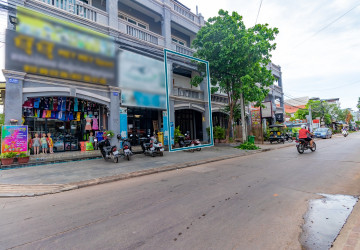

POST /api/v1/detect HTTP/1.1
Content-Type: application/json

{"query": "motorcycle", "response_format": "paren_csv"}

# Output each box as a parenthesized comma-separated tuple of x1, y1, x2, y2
(296, 136, 316, 154)
(98, 136, 120, 163)
(181, 133, 202, 152)
(284, 133, 293, 143)
(342, 130, 348, 137)
(140, 135, 164, 157)
(117, 134, 133, 161)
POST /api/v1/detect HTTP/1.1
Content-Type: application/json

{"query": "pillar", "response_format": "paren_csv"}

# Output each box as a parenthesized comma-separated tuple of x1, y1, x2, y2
(108, 86, 121, 145)
(3, 70, 26, 125)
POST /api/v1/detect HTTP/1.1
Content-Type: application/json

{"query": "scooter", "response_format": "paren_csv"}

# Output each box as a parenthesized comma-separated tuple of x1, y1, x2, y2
(295, 136, 316, 154)
(179, 133, 202, 152)
(140, 135, 164, 157)
(117, 134, 133, 161)
(98, 136, 120, 163)
(342, 130, 348, 137)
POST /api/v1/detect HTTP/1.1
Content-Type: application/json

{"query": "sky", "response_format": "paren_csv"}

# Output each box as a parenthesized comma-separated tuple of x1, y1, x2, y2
(0, 0, 360, 109)
(179, 0, 360, 110)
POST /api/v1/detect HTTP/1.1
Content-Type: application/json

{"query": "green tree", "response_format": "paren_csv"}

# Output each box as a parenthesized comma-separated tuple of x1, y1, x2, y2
(191, 9, 279, 141)
(357, 97, 360, 111)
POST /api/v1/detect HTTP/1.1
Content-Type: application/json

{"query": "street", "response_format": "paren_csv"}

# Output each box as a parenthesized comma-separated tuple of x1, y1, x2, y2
(1, 133, 360, 249)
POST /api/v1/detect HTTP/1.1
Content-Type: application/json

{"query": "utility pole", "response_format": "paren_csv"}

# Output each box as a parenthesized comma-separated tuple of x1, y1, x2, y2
(308, 104, 313, 132)
(240, 91, 246, 143)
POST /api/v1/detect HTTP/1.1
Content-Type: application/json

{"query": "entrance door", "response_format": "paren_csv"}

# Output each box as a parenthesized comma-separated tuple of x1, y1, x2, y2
(175, 109, 203, 140)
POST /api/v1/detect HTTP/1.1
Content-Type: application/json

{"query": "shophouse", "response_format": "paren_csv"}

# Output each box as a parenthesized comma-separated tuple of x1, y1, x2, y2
(3, 0, 282, 149)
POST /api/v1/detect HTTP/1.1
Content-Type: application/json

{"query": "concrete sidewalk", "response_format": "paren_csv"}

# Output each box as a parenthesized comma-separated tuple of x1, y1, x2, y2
(332, 199, 360, 250)
(0, 142, 293, 197)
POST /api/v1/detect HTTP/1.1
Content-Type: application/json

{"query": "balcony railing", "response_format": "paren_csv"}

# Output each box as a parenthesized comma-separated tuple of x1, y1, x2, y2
(172, 42, 195, 56)
(171, 0, 196, 22)
(35, 0, 108, 24)
(173, 87, 204, 100)
(119, 20, 165, 46)
(211, 94, 228, 104)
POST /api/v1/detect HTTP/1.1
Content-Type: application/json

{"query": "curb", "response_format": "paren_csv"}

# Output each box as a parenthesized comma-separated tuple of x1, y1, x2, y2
(0, 144, 293, 197)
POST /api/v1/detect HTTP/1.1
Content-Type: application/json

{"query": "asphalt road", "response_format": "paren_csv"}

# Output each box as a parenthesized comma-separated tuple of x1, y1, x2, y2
(1, 133, 360, 249)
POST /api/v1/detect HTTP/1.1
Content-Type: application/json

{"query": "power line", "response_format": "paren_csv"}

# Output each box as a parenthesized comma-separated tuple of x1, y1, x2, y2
(255, 0, 263, 25)
(294, 2, 360, 48)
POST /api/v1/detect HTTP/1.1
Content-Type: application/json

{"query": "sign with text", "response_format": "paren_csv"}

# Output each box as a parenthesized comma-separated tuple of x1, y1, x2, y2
(261, 101, 273, 118)
(1, 125, 28, 153)
(5, 7, 116, 86)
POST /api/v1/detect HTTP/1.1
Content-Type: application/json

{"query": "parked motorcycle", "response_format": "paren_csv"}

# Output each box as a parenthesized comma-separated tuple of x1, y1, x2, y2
(140, 135, 164, 157)
(295, 137, 316, 154)
(117, 134, 133, 161)
(98, 136, 119, 163)
(178, 133, 202, 152)
(284, 133, 293, 143)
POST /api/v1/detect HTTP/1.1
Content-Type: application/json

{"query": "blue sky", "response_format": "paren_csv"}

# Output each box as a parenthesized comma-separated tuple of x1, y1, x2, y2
(1, 0, 360, 109)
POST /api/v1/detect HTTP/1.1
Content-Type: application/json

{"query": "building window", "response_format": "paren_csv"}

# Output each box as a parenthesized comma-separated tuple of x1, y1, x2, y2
(171, 36, 187, 46)
(118, 11, 149, 30)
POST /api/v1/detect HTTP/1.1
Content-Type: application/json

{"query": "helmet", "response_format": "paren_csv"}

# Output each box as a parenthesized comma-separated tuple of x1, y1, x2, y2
(301, 125, 306, 129)
(116, 134, 121, 140)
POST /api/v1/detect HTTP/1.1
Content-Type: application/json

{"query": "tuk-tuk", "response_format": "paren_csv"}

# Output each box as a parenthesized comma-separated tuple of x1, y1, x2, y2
(269, 124, 286, 144)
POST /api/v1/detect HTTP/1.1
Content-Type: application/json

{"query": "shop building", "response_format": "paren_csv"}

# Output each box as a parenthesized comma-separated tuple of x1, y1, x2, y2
(3, 70, 120, 151)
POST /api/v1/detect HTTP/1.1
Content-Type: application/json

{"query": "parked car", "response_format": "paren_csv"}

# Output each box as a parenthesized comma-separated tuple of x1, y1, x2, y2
(314, 128, 332, 139)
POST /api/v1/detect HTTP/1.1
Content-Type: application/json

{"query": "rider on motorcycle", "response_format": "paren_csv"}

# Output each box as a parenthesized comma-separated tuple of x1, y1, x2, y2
(299, 125, 314, 148)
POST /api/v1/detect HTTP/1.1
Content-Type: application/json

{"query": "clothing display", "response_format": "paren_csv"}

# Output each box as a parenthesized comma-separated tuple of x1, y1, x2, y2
(92, 118, 99, 130)
(32, 138, 40, 147)
(85, 117, 92, 130)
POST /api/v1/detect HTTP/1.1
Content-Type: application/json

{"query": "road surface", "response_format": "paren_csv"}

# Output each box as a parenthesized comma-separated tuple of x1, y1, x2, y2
(1, 133, 360, 249)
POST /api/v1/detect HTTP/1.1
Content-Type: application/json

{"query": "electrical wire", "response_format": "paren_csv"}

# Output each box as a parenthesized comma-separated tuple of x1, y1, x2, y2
(255, 0, 263, 25)
(293, 2, 360, 48)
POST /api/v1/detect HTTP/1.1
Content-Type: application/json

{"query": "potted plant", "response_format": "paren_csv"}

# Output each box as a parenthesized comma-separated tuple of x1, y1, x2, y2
(1, 152, 17, 165)
(17, 152, 30, 164)
(174, 126, 183, 148)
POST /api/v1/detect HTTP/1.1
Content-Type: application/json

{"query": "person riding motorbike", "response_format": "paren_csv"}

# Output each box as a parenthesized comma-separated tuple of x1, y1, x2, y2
(298, 125, 314, 148)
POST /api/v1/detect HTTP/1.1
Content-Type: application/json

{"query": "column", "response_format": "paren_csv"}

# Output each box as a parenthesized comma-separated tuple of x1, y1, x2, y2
(107, 0, 118, 34)
(161, 5, 172, 49)
(108, 86, 121, 145)
(3, 70, 26, 125)
(200, 75, 210, 142)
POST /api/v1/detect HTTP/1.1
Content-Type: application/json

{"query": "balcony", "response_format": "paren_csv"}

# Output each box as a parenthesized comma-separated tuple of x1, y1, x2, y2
(171, 0, 196, 22)
(118, 20, 165, 46)
(172, 42, 195, 56)
(173, 87, 204, 100)
(34, 0, 108, 25)
(211, 94, 228, 104)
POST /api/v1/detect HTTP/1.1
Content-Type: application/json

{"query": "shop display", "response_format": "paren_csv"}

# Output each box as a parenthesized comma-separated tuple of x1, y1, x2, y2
(23, 96, 107, 153)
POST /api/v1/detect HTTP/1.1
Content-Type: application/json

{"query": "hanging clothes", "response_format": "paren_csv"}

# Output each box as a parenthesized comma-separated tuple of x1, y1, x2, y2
(92, 117, 99, 130)
(53, 97, 58, 111)
(49, 98, 54, 110)
(74, 98, 79, 112)
(34, 98, 40, 108)
(85, 116, 92, 130)
(61, 97, 67, 111)
(76, 112, 81, 121)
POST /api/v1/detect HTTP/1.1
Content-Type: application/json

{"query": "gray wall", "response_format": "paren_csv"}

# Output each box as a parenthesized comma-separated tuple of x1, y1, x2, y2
(171, 28, 191, 46)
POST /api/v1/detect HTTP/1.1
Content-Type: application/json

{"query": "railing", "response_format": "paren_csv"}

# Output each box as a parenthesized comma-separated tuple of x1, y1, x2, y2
(119, 20, 165, 46)
(172, 42, 195, 56)
(36, 0, 107, 24)
(173, 87, 204, 100)
(211, 94, 228, 104)
(171, 0, 196, 22)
